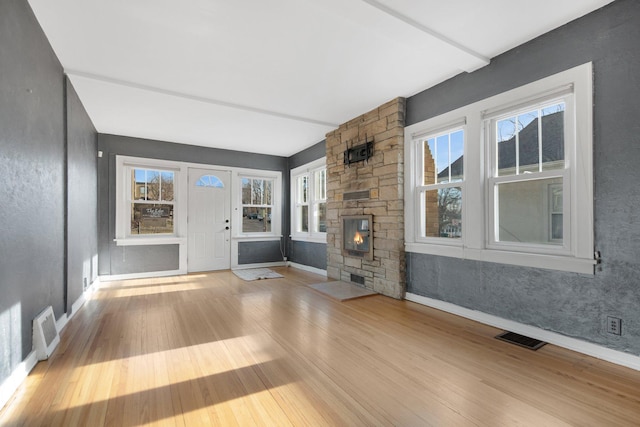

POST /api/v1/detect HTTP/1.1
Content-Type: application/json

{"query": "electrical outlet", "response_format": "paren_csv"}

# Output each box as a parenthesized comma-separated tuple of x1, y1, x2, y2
(606, 316, 622, 335)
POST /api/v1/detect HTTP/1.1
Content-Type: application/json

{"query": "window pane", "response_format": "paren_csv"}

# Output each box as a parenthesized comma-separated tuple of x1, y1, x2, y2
(541, 103, 565, 171)
(424, 187, 462, 238)
(132, 169, 146, 200)
(298, 176, 308, 204)
(315, 202, 326, 233)
(496, 177, 562, 245)
(242, 178, 251, 204)
(424, 139, 436, 185)
(424, 130, 464, 185)
(436, 134, 449, 183)
(252, 179, 263, 204)
(161, 172, 174, 201)
(298, 205, 309, 232)
(497, 118, 517, 176)
(131, 203, 173, 235)
(264, 180, 273, 205)
(146, 170, 160, 201)
(549, 183, 563, 241)
(315, 169, 326, 200)
(242, 207, 271, 233)
(518, 110, 539, 173)
(551, 214, 563, 240)
(497, 103, 565, 176)
(450, 130, 464, 182)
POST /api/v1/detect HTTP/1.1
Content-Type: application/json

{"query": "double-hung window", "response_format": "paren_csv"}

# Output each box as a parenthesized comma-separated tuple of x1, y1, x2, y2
(405, 63, 594, 274)
(130, 168, 175, 235)
(115, 156, 186, 245)
(241, 177, 274, 233)
(291, 158, 327, 242)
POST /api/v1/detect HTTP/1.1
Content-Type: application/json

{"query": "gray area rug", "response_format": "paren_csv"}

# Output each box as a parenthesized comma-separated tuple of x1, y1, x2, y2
(233, 268, 284, 281)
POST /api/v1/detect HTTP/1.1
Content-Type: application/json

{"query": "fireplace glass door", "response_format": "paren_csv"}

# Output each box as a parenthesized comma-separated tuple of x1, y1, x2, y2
(342, 215, 373, 260)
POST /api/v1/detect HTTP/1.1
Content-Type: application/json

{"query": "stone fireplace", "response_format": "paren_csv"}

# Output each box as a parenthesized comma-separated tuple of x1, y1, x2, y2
(325, 98, 405, 299)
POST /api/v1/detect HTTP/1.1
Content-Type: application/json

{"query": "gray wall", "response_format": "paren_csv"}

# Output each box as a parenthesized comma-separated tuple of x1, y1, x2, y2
(0, 0, 97, 385)
(286, 140, 328, 270)
(66, 78, 98, 313)
(238, 241, 283, 265)
(289, 240, 327, 271)
(406, 0, 640, 355)
(98, 134, 289, 275)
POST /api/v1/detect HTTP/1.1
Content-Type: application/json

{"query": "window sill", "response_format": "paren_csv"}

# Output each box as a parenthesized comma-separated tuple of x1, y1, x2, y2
(405, 242, 596, 275)
(233, 235, 282, 242)
(114, 237, 186, 246)
(291, 235, 327, 244)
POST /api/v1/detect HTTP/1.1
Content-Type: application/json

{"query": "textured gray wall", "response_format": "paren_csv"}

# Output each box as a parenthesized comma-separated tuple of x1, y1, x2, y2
(66, 78, 98, 313)
(0, 0, 96, 385)
(406, 0, 640, 355)
(289, 241, 327, 271)
(0, 0, 66, 380)
(98, 134, 289, 275)
(238, 241, 284, 265)
(286, 140, 328, 270)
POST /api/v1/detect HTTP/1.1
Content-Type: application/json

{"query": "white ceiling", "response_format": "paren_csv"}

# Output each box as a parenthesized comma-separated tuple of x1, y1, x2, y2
(28, 0, 614, 157)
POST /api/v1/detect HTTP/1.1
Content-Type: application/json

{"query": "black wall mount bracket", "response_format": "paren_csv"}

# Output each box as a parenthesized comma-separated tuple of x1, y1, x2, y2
(344, 139, 373, 165)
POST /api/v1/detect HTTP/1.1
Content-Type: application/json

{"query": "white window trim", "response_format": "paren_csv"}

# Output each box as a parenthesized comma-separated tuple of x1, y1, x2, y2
(404, 62, 595, 274)
(415, 125, 465, 244)
(233, 168, 282, 239)
(290, 158, 327, 243)
(114, 155, 188, 246)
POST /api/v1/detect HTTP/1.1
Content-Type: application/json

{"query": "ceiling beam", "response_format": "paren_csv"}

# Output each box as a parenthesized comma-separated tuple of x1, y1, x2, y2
(359, 0, 490, 72)
(65, 69, 340, 128)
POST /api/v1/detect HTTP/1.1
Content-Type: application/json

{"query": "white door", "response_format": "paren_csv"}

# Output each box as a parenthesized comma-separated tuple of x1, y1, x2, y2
(188, 168, 231, 272)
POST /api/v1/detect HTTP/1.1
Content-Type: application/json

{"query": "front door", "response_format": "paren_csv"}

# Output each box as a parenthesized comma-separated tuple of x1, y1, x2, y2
(188, 168, 231, 272)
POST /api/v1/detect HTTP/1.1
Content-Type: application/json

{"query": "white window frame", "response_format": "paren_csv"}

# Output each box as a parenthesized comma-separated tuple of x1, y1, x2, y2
(115, 155, 187, 246)
(404, 63, 595, 274)
(290, 158, 327, 243)
(415, 125, 465, 245)
(234, 169, 282, 239)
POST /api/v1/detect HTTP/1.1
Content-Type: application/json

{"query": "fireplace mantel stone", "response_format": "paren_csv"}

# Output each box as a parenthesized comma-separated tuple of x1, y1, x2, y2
(325, 98, 406, 299)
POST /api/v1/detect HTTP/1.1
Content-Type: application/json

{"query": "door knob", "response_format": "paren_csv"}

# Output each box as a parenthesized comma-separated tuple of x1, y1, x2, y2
(225, 226, 230, 230)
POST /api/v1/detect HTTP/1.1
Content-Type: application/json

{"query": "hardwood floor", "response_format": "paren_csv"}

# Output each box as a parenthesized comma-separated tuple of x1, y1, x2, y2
(2, 268, 639, 426)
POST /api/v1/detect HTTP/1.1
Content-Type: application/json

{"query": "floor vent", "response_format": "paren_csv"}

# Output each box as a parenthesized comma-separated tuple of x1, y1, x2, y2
(33, 306, 60, 360)
(350, 274, 365, 285)
(496, 331, 546, 351)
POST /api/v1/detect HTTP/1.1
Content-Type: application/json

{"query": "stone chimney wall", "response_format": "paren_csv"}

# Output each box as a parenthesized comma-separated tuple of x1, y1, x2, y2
(325, 98, 406, 299)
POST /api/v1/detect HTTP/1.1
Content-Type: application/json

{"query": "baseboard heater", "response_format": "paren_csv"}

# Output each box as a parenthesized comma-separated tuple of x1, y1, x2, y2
(33, 306, 60, 360)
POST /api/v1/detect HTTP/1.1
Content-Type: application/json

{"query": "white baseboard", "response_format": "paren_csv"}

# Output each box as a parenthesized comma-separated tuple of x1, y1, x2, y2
(232, 262, 287, 270)
(70, 276, 100, 317)
(99, 269, 185, 281)
(1, 277, 102, 412)
(55, 312, 68, 333)
(405, 292, 640, 372)
(288, 262, 328, 277)
(0, 351, 37, 411)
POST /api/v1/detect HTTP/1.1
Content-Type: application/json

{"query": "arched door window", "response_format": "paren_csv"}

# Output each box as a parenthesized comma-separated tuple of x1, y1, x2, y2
(195, 175, 224, 188)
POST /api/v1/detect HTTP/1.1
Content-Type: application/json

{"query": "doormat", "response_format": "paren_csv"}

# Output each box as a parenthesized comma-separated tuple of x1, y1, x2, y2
(233, 268, 284, 281)
(308, 281, 377, 301)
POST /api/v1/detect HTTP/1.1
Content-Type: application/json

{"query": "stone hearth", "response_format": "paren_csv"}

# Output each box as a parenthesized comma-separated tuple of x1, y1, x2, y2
(325, 98, 405, 299)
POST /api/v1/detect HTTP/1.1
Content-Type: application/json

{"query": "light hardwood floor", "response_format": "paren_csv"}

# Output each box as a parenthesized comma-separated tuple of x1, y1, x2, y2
(2, 268, 639, 426)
